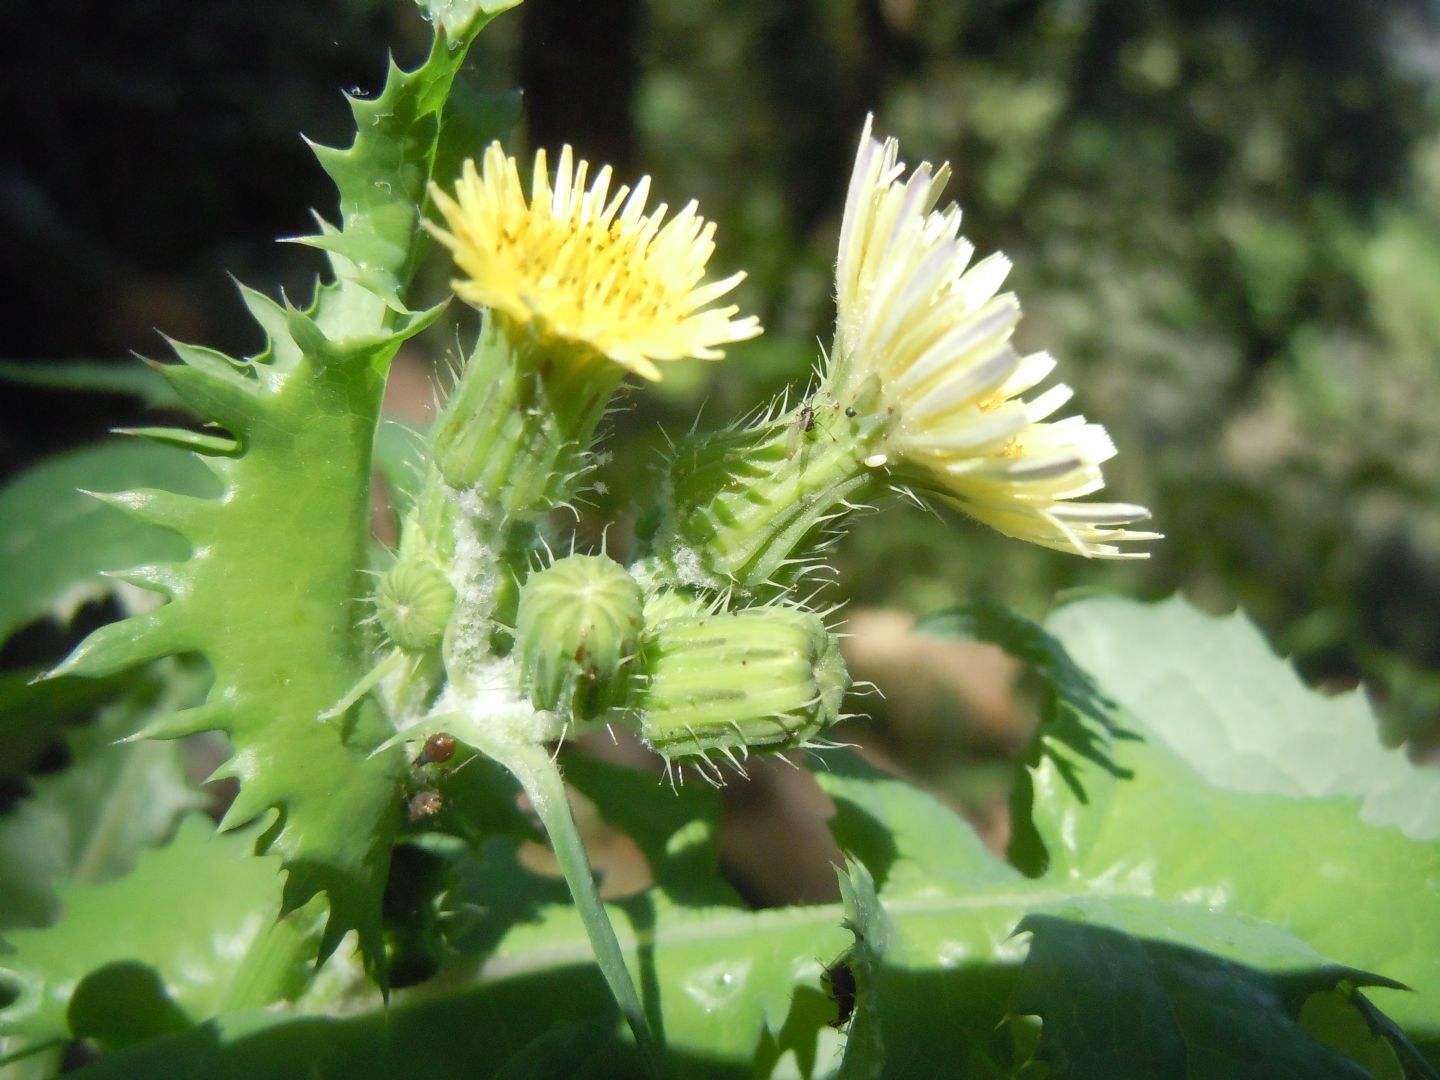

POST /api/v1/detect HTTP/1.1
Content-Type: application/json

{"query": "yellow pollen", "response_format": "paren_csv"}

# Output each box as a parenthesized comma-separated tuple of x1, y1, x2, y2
(999, 438, 1024, 459)
(978, 393, 1006, 413)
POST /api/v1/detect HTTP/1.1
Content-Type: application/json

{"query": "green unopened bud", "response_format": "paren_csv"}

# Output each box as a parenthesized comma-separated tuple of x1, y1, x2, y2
(377, 558, 456, 652)
(516, 555, 644, 720)
(638, 602, 848, 775)
(432, 316, 624, 517)
(640, 377, 894, 595)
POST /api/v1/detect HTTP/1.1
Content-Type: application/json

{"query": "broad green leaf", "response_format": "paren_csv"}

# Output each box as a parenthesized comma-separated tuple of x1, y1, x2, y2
(1036, 596, 1440, 1043)
(62, 987, 639, 1080)
(0, 361, 182, 411)
(0, 663, 209, 932)
(1047, 594, 1440, 840)
(0, 732, 204, 934)
(808, 596, 1440, 1074)
(1012, 896, 1402, 1079)
(0, 441, 216, 647)
(0, 817, 283, 1050)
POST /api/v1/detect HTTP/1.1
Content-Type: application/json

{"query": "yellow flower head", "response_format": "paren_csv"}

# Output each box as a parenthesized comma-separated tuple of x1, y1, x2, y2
(832, 116, 1158, 559)
(428, 142, 762, 381)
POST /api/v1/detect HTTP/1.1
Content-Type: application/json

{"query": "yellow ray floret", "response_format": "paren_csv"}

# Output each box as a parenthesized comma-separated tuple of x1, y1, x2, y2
(428, 142, 762, 380)
(831, 116, 1159, 559)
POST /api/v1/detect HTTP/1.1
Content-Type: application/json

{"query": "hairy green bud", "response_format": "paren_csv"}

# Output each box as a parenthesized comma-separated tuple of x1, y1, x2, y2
(516, 554, 645, 720)
(432, 316, 624, 517)
(637, 600, 848, 776)
(640, 377, 895, 595)
(377, 558, 456, 652)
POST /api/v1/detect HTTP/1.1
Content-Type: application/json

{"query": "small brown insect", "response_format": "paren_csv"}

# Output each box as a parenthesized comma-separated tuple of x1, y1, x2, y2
(415, 732, 457, 766)
(822, 957, 856, 1029)
(407, 790, 443, 822)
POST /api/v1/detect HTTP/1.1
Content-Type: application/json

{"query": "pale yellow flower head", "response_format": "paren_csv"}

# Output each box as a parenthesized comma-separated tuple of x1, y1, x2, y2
(427, 142, 761, 381)
(832, 116, 1158, 559)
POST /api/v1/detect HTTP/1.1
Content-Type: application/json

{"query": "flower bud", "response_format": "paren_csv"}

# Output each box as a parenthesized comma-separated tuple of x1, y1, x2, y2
(640, 382, 892, 595)
(377, 558, 456, 652)
(637, 601, 848, 772)
(516, 555, 644, 721)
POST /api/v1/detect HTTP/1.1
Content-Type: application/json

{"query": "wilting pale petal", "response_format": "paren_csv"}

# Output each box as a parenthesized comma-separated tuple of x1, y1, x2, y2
(830, 116, 1158, 558)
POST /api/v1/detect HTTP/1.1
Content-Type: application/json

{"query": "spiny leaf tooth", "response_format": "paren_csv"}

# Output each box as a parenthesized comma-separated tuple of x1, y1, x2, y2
(283, 304, 333, 359)
(128, 702, 232, 743)
(101, 562, 190, 598)
(235, 282, 303, 367)
(219, 769, 278, 832)
(162, 335, 252, 378)
(115, 425, 240, 456)
(152, 359, 264, 433)
(389, 301, 447, 341)
(47, 608, 192, 680)
(84, 487, 216, 538)
(306, 139, 357, 197)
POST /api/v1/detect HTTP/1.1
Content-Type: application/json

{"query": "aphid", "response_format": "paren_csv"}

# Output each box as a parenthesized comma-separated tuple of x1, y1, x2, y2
(407, 790, 443, 822)
(415, 731, 458, 766)
(821, 956, 856, 1029)
(785, 402, 818, 460)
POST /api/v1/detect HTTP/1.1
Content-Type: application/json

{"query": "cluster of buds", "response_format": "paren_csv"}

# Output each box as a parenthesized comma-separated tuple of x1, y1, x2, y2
(372, 116, 1154, 781)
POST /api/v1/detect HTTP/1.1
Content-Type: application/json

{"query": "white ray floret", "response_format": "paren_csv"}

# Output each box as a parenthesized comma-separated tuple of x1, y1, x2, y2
(829, 115, 1159, 558)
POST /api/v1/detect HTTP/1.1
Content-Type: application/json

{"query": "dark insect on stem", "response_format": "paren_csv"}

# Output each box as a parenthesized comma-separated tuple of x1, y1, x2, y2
(787, 394, 846, 460)
(821, 956, 856, 1029)
(416, 731, 458, 766)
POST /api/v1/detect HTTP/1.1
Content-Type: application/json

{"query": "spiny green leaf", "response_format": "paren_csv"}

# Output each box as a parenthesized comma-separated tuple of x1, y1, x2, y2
(0, 711, 206, 933)
(0, 441, 216, 648)
(0, 817, 282, 1050)
(301, 19, 518, 325)
(49, 13, 520, 987)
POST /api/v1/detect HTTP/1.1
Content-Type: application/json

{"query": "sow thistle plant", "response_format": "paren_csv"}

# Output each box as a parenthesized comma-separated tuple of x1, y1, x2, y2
(2, 2, 1438, 1077)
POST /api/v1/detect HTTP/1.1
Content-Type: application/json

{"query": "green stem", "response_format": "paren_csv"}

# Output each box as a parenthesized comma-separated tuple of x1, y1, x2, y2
(476, 737, 664, 1078)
